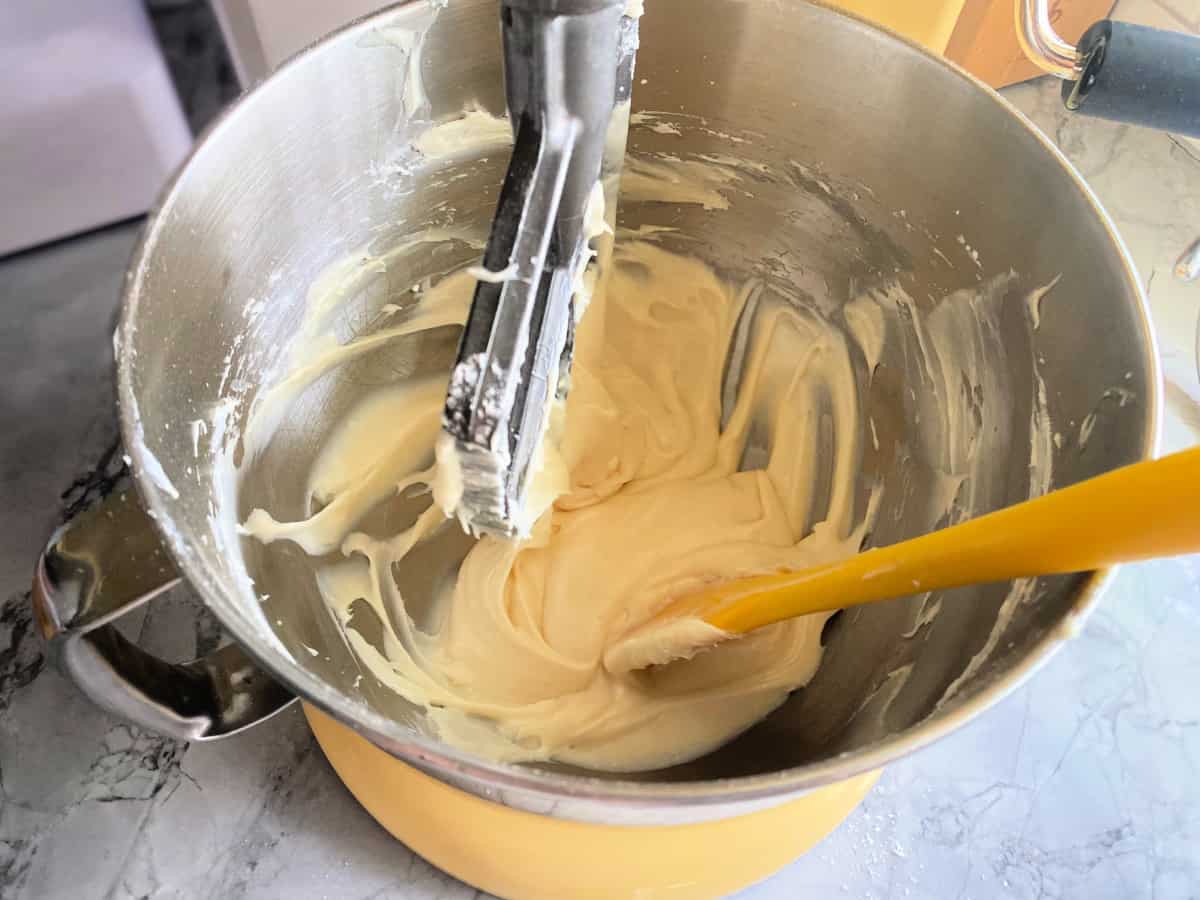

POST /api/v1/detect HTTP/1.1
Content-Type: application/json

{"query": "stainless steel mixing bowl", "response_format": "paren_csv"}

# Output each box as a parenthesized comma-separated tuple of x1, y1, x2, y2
(35, 0, 1158, 826)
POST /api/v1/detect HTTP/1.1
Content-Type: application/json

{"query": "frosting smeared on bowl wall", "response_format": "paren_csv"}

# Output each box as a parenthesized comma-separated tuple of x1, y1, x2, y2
(231, 109, 1058, 772)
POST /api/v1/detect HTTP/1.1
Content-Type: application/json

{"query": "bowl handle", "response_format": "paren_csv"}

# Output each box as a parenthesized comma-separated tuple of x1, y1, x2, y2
(31, 481, 295, 740)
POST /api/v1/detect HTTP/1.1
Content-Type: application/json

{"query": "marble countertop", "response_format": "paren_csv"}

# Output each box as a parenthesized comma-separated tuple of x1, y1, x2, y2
(4, 3, 1200, 898)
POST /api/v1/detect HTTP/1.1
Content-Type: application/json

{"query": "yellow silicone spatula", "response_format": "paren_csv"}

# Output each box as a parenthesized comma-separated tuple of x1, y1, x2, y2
(605, 445, 1200, 673)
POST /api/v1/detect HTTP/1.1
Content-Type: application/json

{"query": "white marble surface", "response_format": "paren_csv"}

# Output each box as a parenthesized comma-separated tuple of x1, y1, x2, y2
(4, 3, 1200, 898)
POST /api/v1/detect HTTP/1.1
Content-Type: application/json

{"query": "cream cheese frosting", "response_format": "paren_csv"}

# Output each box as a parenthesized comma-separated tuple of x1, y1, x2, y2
(242, 238, 874, 772)
(234, 112, 1057, 772)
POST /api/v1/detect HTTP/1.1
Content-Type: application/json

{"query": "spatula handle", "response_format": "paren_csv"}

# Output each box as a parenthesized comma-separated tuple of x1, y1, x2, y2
(704, 447, 1200, 634)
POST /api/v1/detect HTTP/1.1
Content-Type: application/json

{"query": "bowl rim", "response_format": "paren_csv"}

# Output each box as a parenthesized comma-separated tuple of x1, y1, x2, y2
(117, 0, 1163, 818)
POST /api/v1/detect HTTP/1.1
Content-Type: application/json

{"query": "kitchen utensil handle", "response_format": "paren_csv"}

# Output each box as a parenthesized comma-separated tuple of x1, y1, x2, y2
(1018, 0, 1200, 137)
(1063, 21, 1200, 138)
(31, 481, 294, 741)
(706, 446, 1200, 634)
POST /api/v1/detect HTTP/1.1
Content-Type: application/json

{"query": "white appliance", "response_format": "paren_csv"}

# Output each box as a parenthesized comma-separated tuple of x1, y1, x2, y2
(0, 0, 193, 256)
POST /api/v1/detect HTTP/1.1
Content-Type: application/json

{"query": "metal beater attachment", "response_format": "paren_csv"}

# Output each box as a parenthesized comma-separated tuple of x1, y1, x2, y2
(441, 0, 638, 538)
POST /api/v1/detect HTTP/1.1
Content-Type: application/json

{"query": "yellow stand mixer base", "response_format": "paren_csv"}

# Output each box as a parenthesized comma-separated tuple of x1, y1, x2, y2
(305, 705, 878, 899)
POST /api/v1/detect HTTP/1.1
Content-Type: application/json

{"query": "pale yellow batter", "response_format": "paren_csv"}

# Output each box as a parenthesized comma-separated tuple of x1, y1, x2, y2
(233, 100, 1057, 772)
(243, 238, 874, 772)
